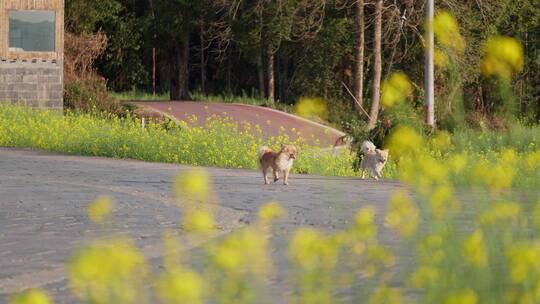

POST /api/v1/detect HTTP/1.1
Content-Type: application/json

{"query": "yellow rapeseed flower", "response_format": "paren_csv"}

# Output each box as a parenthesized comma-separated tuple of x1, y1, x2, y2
(507, 243, 539, 283)
(364, 245, 395, 277)
(155, 268, 204, 304)
(213, 227, 270, 277)
(294, 97, 328, 120)
(174, 169, 211, 201)
(443, 289, 478, 304)
(352, 205, 377, 240)
(289, 227, 338, 271)
(429, 185, 460, 219)
(183, 209, 216, 232)
(448, 154, 467, 174)
(258, 201, 287, 223)
(87, 195, 114, 223)
(68, 238, 147, 303)
(8, 288, 51, 304)
(381, 72, 413, 108)
(463, 230, 488, 268)
(432, 10, 465, 53)
(368, 286, 405, 304)
(410, 266, 439, 288)
(478, 201, 521, 226)
(525, 150, 540, 170)
(532, 199, 540, 232)
(385, 191, 418, 238)
(434, 48, 449, 67)
(430, 131, 453, 152)
(386, 126, 424, 159)
(417, 234, 444, 265)
(481, 36, 524, 80)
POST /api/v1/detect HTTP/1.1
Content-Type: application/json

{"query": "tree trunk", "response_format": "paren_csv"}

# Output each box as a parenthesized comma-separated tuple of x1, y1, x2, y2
(257, 52, 265, 98)
(200, 27, 206, 93)
(152, 47, 156, 96)
(149, 0, 156, 96)
(170, 33, 191, 100)
(353, 0, 365, 115)
(267, 49, 275, 101)
(367, 0, 382, 130)
(280, 49, 289, 102)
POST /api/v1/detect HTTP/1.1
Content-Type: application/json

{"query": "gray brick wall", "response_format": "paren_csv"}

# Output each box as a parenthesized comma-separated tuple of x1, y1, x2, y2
(0, 60, 63, 111)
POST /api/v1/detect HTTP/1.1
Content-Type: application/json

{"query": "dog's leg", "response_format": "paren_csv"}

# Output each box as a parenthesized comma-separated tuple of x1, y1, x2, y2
(273, 170, 279, 182)
(263, 168, 270, 184)
(370, 169, 379, 180)
(361, 170, 366, 179)
(283, 169, 289, 185)
(360, 160, 366, 179)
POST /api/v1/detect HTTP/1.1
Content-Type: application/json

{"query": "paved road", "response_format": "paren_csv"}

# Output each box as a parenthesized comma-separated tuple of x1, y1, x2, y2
(0, 147, 403, 303)
(130, 101, 346, 147)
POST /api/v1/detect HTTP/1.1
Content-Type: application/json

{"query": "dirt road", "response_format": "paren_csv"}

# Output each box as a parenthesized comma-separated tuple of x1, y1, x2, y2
(0, 147, 402, 303)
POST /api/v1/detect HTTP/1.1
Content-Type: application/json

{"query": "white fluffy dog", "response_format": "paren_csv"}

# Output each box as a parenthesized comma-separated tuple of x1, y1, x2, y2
(360, 141, 389, 180)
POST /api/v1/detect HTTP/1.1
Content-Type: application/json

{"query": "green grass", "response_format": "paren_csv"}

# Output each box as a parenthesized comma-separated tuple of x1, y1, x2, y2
(110, 90, 170, 101)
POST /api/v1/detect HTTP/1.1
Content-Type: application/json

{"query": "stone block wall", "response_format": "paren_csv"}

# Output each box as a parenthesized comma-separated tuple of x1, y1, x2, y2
(0, 60, 63, 111)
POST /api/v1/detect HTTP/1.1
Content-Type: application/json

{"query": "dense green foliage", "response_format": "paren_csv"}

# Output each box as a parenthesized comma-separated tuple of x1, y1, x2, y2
(65, 0, 539, 129)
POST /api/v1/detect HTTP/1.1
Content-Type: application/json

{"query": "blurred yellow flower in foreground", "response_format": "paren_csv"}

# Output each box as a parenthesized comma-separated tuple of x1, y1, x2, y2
(213, 227, 270, 277)
(507, 243, 539, 283)
(385, 191, 418, 238)
(386, 126, 424, 159)
(434, 48, 449, 67)
(463, 230, 488, 268)
(432, 10, 465, 53)
(368, 286, 405, 304)
(364, 245, 396, 277)
(410, 265, 439, 288)
(429, 185, 460, 219)
(478, 201, 520, 226)
(430, 131, 452, 152)
(175, 169, 211, 201)
(289, 227, 338, 271)
(68, 238, 147, 303)
(352, 205, 377, 240)
(87, 195, 114, 223)
(9, 288, 51, 304)
(258, 201, 287, 223)
(294, 97, 328, 120)
(443, 289, 478, 304)
(532, 199, 540, 232)
(481, 36, 523, 80)
(156, 268, 204, 304)
(183, 209, 216, 232)
(381, 72, 413, 108)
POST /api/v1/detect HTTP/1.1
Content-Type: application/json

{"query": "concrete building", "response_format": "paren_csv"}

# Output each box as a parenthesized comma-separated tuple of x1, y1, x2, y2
(0, 0, 64, 110)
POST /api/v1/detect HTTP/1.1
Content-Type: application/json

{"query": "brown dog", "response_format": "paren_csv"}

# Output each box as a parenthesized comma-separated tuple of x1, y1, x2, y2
(258, 144, 298, 185)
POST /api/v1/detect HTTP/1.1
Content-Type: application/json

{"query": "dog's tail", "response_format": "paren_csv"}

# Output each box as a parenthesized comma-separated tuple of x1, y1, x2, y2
(360, 140, 376, 155)
(258, 146, 270, 160)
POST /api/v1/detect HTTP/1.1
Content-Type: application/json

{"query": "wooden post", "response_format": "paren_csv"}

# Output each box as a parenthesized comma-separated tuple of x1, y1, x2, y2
(425, 0, 435, 127)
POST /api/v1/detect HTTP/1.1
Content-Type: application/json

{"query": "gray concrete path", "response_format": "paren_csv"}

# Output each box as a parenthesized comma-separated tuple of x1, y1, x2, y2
(0, 147, 402, 303)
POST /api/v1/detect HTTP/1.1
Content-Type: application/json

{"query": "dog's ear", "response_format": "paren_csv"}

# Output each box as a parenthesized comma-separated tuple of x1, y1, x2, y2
(281, 144, 286, 149)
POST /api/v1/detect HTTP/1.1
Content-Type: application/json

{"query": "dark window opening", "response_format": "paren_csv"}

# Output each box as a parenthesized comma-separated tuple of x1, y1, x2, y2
(9, 10, 55, 52)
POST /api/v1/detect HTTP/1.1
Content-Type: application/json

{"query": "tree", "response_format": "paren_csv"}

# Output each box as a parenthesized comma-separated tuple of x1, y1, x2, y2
(368, 0, 383, 130)
(353, 0, 365, 115)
